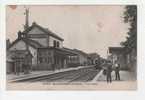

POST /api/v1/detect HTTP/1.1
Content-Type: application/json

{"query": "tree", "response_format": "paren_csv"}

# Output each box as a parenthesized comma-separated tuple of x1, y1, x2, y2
(121, 5, 137, 51)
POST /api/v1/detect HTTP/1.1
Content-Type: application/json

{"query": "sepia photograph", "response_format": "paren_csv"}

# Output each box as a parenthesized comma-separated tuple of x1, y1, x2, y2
(6, 5, 137, 90)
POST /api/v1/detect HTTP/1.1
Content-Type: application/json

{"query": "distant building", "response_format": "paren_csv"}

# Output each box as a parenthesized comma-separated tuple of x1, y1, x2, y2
(62, 48, 89, 67)
(108, 47, 128, 70)
(73, 49, 89, 66)
(108, 46, 136, 72)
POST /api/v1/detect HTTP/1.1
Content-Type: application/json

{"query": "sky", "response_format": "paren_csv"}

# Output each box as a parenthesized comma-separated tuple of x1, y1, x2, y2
(6, 5, 129, 58)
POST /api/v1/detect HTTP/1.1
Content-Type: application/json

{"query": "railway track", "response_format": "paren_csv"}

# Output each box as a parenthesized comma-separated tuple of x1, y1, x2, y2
(69, 70, 99, 82)
(15, 66, 100, 82)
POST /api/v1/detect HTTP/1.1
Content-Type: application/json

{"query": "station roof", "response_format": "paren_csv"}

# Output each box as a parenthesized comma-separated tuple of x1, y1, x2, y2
(8, 38, 43, 50)
(109, 47, 125, 53)
(23, 22, 64, 41)
(38, 47, 78, 56)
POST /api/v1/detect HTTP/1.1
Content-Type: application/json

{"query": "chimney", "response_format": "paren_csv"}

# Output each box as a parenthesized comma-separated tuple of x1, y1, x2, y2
(24, 8, 29, 30)
(17, 31, 22, 39)
(6, 39, 11, 49)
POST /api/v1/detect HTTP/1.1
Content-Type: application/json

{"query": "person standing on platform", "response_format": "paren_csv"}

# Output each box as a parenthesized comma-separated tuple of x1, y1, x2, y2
(115, 62, 120, 81)
(106, 61, 112, 83)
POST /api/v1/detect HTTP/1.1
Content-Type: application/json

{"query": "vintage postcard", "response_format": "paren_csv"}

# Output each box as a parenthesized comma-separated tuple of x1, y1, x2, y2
(6, 5, 137, 90)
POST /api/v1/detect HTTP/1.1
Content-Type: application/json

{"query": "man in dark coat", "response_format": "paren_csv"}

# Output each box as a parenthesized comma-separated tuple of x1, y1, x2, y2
(115, 63, 120, 81)
(106, 61, 112, 83)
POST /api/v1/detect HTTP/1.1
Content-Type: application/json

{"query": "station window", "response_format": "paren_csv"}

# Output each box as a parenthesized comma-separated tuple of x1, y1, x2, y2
(39, 57, 42, 63)
(57, 41, 60, 48)
(53, 40, 57, 48)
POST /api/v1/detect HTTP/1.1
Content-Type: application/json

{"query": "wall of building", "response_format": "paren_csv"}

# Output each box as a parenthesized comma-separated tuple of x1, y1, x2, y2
(30, 38, 48, 47)
(67, 53, 88, 67)
(27, 26, 63, 47)
(67, 56, 80, 67)
(35, 49, 54, 70)
(28, 46, 37, 65)
(28, 27, 46, 35)
(6, 61, 14, 74)
(27, 27, 49, 47)
(78, 54, 88, 65)
(111, 53, 127, 70)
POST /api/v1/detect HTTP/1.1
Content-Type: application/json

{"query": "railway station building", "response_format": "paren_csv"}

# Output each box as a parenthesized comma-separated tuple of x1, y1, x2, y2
(7, 21, 77, 73)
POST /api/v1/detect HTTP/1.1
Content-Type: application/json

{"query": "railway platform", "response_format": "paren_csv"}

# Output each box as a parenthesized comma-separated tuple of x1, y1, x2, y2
(93, 70, 136, 82)
(7, 65, 95, 82)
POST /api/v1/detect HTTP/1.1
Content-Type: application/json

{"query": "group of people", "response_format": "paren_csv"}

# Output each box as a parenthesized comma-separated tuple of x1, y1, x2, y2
(104, 61, 121, 83)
